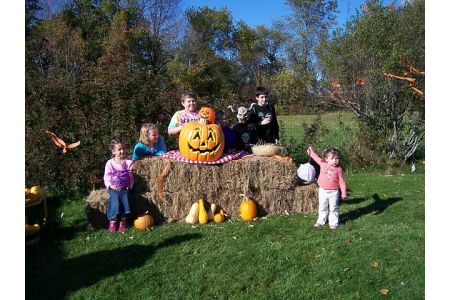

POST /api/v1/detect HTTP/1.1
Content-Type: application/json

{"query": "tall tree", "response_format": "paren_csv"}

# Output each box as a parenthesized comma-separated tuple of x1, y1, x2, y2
(284, 0, 337, 97)
(233, 22, 286, 87)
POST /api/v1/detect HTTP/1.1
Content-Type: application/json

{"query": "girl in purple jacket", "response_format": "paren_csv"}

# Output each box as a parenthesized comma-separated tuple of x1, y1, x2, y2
(104, 139, 134, 233)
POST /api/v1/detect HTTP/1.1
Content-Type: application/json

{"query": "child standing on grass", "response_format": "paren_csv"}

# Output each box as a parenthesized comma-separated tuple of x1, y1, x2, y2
(132, 123, 167, 160)
(307, 146, 347, 230)
(104, 139, 134, 233)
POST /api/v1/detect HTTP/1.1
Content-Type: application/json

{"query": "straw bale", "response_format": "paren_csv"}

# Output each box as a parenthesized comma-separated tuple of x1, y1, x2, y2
(85, 156, 318, 228)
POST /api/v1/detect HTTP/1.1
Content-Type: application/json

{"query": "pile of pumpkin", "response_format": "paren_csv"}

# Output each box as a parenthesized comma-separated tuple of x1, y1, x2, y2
(25, 186, 44, 236)
(133, 195, 257, 231)
(185, 194, 257, 225)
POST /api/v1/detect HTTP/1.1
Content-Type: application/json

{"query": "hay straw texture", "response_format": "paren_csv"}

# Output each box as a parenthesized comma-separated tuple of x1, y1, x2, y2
(85, 156, 318, 228)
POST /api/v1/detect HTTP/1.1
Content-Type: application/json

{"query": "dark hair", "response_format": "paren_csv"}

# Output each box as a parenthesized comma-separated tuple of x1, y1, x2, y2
(181, 92, 197, 103)
(216, 110, 225, 118)
(323, 147, 341, 159)
(109, 139, 124, 152)
(255, 86, 269, 97)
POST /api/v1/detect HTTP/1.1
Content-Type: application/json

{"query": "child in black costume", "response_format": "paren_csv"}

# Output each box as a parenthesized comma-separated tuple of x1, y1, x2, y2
(247, 86, 279, 143)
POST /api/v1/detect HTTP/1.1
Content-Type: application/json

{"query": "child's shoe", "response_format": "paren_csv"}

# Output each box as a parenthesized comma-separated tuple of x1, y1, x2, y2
(108, 220, 117, 232)
(314, 223, 323, 228)
(118, 220, 127, 233)
(329, 225, 338, 230)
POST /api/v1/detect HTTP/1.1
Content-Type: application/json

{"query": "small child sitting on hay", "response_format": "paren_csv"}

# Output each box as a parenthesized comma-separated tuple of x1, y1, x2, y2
(132, 123, 167, 160)
(307, 146, 347, 230)
(216, 110, 237, 153)
(104, 139, 134, 233)
(232, 106, 256, 151)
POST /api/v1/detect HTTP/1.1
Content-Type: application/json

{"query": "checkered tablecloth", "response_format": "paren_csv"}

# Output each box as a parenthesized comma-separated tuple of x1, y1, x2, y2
(161, 150, 253, 164)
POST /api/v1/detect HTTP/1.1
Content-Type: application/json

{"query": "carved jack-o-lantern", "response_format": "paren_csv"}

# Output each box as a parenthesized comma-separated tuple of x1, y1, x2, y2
(179, 118, 225, 161)
(198, 107, 216, 124)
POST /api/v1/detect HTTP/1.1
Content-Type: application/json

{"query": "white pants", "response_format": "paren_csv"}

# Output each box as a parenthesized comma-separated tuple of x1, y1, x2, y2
(316, 188, 340, 227)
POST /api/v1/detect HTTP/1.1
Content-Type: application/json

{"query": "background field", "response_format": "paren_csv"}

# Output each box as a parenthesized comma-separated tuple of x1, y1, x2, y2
(26, 167, 424, 299)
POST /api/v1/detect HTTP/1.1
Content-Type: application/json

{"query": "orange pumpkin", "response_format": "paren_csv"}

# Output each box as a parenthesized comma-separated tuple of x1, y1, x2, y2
(198, 107, 216, 124)
(214, 209, 225, 223)
(240, 195, 257, 221)
(134, 214, 154, 230)
(179, 118, 224, 162)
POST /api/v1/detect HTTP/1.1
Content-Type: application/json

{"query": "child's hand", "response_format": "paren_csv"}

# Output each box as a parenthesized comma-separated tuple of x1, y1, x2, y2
(261, 117, 271, 125)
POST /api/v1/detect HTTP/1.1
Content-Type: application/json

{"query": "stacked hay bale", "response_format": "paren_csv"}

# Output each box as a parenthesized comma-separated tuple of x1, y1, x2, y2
(86, 156, 318, 228)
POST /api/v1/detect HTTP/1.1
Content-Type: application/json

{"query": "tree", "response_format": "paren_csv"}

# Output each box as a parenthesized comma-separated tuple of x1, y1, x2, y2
(233, 22, 286, 87)
(317, 0, 425, 162)
(284, 0, 337, 98)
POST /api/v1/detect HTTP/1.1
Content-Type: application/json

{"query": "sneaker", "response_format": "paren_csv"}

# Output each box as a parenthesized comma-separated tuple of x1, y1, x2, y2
(314, 223, 323, 228)
(330, 225, 338, 230)
(108, 220, 117, 232)
(118, 220, 127, 233)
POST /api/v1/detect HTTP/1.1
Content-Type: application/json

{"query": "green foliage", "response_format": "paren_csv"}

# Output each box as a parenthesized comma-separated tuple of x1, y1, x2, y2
(26, 170, 424, 299)
(317, 0, 425, 162)
(25, 2, 181, 193)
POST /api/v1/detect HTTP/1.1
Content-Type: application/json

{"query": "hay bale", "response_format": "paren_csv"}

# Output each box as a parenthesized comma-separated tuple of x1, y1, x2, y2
(85, 156, 318, 228)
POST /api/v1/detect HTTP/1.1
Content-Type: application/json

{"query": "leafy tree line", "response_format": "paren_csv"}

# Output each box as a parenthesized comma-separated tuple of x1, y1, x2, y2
(25, 0, 424, 192)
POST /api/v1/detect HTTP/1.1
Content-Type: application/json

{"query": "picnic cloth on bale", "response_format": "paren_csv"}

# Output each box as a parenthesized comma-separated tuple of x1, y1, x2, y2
(161, 150, 253, 165)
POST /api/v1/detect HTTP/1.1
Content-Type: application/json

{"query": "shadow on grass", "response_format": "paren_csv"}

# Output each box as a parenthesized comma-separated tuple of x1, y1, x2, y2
(340, 193, 402, 224)
(30, 233, 201, 299)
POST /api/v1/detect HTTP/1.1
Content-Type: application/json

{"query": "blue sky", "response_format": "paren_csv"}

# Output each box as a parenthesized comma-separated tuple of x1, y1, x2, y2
(181, 0, 391, 28)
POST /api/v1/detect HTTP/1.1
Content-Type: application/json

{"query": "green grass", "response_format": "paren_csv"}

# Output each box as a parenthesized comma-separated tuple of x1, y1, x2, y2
(278, 111, 358, 141)
(26, 169, 424, 299)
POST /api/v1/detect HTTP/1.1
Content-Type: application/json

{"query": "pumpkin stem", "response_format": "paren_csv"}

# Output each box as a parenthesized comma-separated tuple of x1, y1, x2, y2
(199, 117, 207, 125)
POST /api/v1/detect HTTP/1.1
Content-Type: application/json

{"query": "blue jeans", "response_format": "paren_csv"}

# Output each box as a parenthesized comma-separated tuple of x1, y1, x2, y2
(107, 189, 131, 220)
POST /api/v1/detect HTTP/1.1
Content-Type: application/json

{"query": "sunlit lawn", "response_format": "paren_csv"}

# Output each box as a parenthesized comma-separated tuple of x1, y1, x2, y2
(26, 167, 424, 299)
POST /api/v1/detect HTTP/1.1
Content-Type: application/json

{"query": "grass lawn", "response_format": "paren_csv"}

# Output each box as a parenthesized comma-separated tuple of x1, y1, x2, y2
(277, 111, 358, 144)
(26, 167, 424, 299)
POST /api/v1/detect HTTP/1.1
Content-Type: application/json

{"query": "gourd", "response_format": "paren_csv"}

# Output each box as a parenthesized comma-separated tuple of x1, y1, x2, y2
(198, 199, 208, 225)
(134, 214, 154, 230)
(198, 107, 216, 124)
(213, 209, 225, 223)
(29, 186, 42, 200)
(239, 194, 257, 221)
(178, 117, 225, 162)
(185, 202, 199, 224)
(207, 203, 217, 220)
(25, 223, 40, 236)
(25, 188, 30, 198)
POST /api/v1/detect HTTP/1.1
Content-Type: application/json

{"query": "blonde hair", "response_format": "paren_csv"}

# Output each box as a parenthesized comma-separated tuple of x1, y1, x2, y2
(139, 123, 159, 145)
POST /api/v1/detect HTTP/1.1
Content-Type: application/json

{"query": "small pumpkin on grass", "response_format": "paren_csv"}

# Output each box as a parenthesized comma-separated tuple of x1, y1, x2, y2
(134, 213, 154, 230)
(239, 194, 257, 221)
(213, 209, 225, 223)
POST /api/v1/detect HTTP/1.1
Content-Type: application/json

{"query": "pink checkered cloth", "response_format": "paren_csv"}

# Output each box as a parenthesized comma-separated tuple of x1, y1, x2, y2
(161, 150, 253, 164)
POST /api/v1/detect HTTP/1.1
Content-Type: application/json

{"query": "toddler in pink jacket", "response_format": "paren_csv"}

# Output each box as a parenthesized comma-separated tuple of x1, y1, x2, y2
(307, 146, 347, 229)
